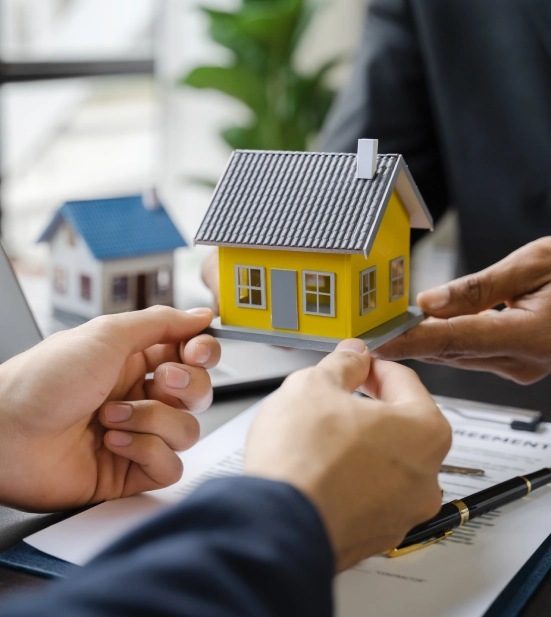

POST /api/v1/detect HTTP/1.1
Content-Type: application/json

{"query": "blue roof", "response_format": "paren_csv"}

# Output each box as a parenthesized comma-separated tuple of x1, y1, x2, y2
(38, 195, 187, 260)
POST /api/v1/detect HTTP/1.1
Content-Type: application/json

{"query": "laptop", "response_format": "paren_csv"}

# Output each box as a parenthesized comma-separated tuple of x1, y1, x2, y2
(0, 242, 325, 391)
(0, 242, 43, 363)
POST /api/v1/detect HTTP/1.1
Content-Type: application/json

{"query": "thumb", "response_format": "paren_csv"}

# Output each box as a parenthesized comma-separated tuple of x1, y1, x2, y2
(417, 241, 551, 318)
(315, 339, 371, 393)
(86, 306, 214, 357)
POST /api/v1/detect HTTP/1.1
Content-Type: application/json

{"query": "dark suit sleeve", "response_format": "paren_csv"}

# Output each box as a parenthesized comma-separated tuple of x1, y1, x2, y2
(0, 478, 334, 617)
(320, 0, 450, 228)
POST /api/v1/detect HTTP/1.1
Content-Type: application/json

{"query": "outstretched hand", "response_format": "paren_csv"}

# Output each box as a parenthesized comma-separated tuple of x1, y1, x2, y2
(375, 238, 551, 384)
(0, 306, 220, 512)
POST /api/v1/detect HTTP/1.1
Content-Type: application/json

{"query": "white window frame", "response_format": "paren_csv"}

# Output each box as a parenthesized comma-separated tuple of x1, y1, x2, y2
(53, 267, 68, 294)
(235, 265, 266, 309)
(302, 271, 336, 317)
(389, 257, 405, 302)
(154, 267, 171, 296)
(112, 275, 129, 302)
(360, 266, 377, 315)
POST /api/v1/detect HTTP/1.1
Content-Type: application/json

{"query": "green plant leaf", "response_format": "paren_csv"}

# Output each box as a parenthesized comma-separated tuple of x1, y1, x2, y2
(221, 125, 263, 150)
(234, 0, 304, 62)
(309, 53, 348, 84)
(181, 65, 265, 113)
(288, 0, 317, 56)
(202, 8, 267, 70)
(179, 0, 340, 154)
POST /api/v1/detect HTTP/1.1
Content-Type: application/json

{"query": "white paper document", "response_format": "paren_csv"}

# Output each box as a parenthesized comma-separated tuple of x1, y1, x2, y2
(26, 397, 551, 617)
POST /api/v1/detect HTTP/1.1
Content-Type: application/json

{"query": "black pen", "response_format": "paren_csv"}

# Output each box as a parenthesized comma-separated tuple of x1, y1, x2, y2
(386, 468, 551, 557)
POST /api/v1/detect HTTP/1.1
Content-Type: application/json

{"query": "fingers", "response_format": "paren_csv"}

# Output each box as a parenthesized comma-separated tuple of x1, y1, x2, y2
(104, 431, 184, 494)
(314, 339, 371, 393)
(87, 306, 214, 358)
(411, 354, 546, 385)
(181, 334, 222, 370)
(358, 357, 433, 406)
(141, 334, 221, 373)
(100, 400, 200, 451)
(375, 311, 521, 361)
(149, 362, 213, 412)
(417, 238, 551, 318)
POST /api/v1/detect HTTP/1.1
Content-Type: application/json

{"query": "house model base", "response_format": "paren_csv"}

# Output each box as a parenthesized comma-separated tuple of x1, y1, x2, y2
(205, 307, 424, 353)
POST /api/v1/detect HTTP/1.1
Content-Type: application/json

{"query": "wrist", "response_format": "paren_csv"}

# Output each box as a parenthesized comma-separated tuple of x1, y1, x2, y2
(244, 466, 342, 567)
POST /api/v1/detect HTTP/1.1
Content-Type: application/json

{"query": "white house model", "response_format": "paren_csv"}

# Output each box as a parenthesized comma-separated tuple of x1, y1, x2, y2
(39, 194, 187, 322)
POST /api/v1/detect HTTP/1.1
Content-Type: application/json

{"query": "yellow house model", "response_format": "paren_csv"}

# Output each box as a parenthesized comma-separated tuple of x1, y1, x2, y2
(195, 140, 433, 352)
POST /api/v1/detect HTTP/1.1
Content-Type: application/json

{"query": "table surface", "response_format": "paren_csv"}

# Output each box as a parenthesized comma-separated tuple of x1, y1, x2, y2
(1, 362, 551, 614)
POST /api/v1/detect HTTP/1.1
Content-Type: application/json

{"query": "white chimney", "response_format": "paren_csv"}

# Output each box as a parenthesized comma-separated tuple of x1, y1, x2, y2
(356, 139, 378, 180)
(142, 187, 161, 210)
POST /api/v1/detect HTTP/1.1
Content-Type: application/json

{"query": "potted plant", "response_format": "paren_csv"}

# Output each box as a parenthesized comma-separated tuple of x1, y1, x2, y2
(180, 0, 341, 155)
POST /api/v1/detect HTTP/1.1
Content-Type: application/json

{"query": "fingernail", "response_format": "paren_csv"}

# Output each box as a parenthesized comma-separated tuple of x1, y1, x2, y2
(105, 403, 132, 423)
(186, 307, 211, 316)
(335, 339, 366, 354)
(165, 365, 191, 389)
(108, 431, 133, 447)
(195, 343, 211, 364)
(420, 286, 450, 310)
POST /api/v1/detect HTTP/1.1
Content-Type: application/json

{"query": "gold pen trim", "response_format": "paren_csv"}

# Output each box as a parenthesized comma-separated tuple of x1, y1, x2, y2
(520, 476, 532, 494)
(385, 530, 453, 558)
(451, 499, 470, 525)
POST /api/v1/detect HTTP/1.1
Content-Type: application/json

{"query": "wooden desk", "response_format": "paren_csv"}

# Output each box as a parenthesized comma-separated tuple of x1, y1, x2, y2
(1, 369, 550, 615)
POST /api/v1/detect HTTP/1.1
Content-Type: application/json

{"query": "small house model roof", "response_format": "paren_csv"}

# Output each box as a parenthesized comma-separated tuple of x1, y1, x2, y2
(39, 195, 187, 260)
(194, 151, 433, 257)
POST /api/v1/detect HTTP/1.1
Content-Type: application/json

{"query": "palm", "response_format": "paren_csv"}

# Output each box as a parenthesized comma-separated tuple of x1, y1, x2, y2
(1, 307, 215, 513)
(81, 350, 156, 505)
(11, 347, 155, 511)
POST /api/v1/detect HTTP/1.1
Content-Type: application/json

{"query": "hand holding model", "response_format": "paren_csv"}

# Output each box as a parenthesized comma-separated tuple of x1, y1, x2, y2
(0, 306, 220, 512)
(376, 237, 551, 384)
(245, 339, 451, 571)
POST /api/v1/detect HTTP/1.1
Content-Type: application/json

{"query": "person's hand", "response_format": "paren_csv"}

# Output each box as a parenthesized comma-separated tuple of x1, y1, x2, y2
(0, 306, 221, 512)
(244, 339, 451, 572)
(201, 248, 220, 315)
(375, 237, 551, 384)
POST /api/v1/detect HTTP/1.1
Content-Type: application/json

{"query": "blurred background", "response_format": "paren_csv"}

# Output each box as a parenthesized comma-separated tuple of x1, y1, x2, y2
(0, 0, 456, 310)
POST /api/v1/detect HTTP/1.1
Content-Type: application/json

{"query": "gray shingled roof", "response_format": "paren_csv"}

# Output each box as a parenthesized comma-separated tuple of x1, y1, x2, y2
(194, 150, 431, 256)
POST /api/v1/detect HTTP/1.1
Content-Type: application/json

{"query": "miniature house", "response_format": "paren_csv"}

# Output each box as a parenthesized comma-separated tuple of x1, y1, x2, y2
(39, 193, 187, 322)
(195, 140, 433, 350)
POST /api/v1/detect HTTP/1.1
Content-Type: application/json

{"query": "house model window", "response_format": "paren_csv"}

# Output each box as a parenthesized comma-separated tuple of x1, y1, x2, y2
(81, 275, 92, 301)
(390, 257, 405, 301)
(235, 266, 266, 308)
(112, 276, 129, 302)
(66, 225, 76, 247)
(360, 267, 377, 315)
(303, 271, 335, 317)
(54, 267, 67, 294)
(154, 267, 171, 296)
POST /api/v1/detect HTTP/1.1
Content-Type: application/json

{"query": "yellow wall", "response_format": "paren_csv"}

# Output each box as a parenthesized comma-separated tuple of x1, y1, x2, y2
(218, 189, 410, 339)
(348, 190, 410, 336)
(219, 247, 350, 338)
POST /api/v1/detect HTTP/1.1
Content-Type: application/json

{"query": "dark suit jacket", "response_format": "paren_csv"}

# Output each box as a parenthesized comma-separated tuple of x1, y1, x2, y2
(321, 0, 551, 273)
(0, 478, 334, 617)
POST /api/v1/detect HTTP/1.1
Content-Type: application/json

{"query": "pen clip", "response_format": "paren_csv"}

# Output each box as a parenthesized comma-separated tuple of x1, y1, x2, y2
(384, 530, 453, 558)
